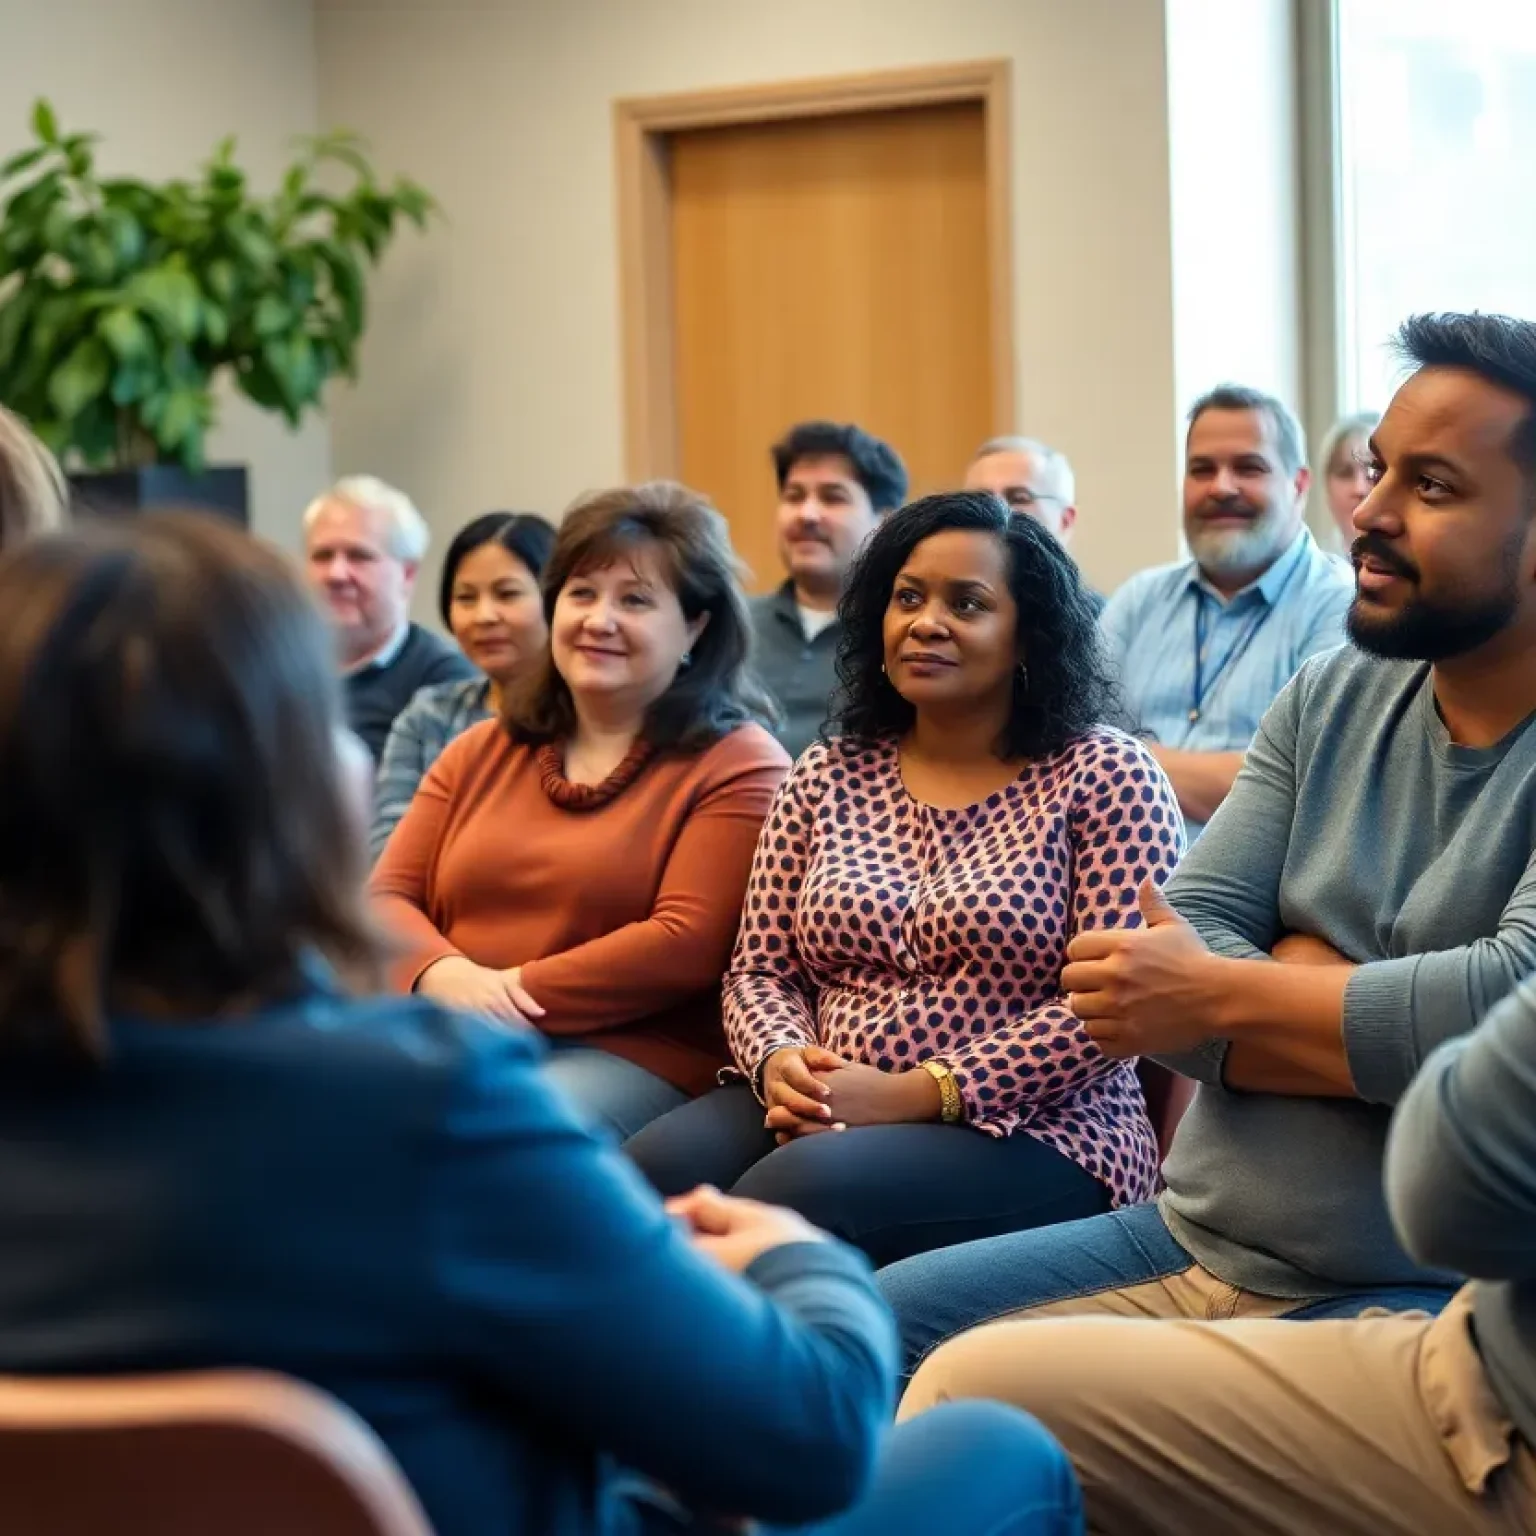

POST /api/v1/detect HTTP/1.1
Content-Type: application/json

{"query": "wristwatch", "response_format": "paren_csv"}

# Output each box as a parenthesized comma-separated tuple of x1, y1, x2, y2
(922, 1059, 964, 1124)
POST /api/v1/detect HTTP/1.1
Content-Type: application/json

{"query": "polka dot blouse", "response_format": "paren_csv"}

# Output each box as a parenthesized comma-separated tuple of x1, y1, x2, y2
(724, 728, 1185, 1208)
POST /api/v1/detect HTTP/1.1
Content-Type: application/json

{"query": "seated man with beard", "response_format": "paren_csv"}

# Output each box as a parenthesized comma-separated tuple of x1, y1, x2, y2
(1098, 384, 1353, 838)
(882, 317, 1536, 1531)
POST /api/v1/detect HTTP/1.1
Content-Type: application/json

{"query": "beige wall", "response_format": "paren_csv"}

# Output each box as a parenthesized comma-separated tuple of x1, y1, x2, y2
(316, 0, 1183, 601)
(0, 0, 329, 549)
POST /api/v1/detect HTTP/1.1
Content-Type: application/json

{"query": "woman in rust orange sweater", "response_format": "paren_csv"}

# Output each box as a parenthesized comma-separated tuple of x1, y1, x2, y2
(372, 482, 789, 1141)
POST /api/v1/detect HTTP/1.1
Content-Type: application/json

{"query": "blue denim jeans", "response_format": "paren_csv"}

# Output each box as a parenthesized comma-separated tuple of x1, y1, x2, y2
(541, 1043, 687, 1144)
(630, 1401, 1084, 1535)
(878, 1201, 1459, 1383)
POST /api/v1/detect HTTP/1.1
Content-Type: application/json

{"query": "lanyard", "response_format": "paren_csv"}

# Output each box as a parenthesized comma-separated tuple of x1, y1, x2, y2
(1188, 595, 1274, 724)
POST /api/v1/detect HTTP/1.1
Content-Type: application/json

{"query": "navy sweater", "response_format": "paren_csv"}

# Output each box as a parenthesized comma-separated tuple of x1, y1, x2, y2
(346, 622, 475, 761)
(0, 993, 896, 1536)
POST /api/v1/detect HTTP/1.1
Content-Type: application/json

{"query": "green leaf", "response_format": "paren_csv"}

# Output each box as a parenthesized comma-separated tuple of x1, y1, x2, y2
(98, 306, 152, 361)
(103, 206, 146, 270)
(0, 295, 36, 383)
(4, 170, 64, 231)
(48, 335, 111, 419)
(31, 100, 59, 145)
(235, 356, 286, 413)
(156, 387, 203, 450)
(109, 361, 156, 406)
(199, 299, 228, 348)
(70, 398, 118, 465)
(226, 219, 277, 271)
(123, 264, 201, 340)
(313, 240, 364, 335)
(392, 180, 435, 229)
(260, 333, 318, 422)
(204, 258, 238, 304)
(0, 145, 48, 181)
(252, 293, 292, 338)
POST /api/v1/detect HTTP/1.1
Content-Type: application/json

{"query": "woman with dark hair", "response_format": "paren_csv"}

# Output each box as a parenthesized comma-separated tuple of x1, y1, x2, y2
(372, 482, 791, 1141)
(629, 491, 1183, 1264)
(0, 511, 1086, 1536)
(370, 510, 555, 860)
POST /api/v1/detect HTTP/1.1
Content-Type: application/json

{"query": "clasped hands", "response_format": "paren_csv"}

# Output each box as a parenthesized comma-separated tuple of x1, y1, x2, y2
(759, 1046, 940, 1143)
(417, 955, 544, 1027)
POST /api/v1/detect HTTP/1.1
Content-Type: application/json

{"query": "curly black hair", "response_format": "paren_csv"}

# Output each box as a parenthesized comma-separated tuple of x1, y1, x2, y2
(829, 490, 1119, 759)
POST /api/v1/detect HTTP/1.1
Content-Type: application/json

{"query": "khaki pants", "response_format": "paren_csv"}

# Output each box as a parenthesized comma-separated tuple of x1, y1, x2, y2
(900, 1281, 1535, 1535)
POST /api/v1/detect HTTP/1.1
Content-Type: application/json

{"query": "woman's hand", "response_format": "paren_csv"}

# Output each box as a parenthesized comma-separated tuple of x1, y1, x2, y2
(416, 956, 544, 1026)
(502, 966, 547, 1019)
(819, 1062, 942, 1128)
(666, 1185, 827, 1273)
(761, 1045, 847, 1141)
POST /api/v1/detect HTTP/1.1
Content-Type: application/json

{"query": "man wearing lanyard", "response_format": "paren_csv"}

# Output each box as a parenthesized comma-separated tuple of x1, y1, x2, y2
(1099, 385, 1353, 837)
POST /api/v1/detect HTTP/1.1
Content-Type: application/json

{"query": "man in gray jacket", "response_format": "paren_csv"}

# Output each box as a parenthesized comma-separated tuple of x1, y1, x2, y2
(749, 421, 907, 759)
(885, 311, 1536, 1529)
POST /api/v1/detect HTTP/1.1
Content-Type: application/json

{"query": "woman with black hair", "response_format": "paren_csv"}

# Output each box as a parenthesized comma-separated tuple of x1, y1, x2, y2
(628, 491, 1183, 1264)
(370, 511, 555, 860)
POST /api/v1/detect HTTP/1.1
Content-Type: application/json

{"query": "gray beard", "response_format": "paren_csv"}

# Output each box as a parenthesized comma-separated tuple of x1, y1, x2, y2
(1188, 518, 1295, 587)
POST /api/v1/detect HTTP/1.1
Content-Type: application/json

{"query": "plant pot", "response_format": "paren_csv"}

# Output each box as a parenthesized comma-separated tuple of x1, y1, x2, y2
(69, 465, 249, 526)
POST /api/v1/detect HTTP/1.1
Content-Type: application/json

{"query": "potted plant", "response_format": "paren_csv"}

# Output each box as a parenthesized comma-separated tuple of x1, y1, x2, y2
(0, 99, 434, 522)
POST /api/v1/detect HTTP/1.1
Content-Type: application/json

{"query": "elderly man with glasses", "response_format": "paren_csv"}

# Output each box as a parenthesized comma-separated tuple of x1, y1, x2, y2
(964, 436, 1101, 612)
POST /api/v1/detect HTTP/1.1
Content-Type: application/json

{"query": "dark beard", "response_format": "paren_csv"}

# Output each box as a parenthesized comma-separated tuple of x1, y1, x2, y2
(1348, 587, 1518, 661)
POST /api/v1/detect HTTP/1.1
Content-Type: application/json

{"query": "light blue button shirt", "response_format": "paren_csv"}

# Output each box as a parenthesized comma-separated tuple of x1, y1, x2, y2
(1100, 528, 1354, 838)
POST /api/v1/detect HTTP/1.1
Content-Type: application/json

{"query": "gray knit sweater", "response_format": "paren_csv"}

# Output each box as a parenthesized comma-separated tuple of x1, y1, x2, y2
(1157, 647, 1536, 1296)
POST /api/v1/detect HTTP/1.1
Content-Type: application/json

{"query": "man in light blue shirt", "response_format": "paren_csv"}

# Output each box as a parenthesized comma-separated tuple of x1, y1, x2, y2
(1101, 384, 1353, 837)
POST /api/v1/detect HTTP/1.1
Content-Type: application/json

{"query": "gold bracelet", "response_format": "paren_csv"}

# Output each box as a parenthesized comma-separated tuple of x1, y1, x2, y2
(922, 1059, 964, 1124)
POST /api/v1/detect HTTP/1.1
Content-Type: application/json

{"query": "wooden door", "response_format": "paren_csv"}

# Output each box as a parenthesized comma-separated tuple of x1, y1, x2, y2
(668, 102, 994, 592)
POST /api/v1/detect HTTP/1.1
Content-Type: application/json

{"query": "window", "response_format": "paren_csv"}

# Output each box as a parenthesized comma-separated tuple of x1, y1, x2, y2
(1335, 0, 1536, 413)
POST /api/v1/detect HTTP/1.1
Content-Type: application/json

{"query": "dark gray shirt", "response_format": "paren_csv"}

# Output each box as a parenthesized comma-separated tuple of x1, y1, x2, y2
(345, 622, 475, 762)
(749, 584, 840, 762)
(1387, 977, 1536, 1446)
(1158, 647, 1536, 1296)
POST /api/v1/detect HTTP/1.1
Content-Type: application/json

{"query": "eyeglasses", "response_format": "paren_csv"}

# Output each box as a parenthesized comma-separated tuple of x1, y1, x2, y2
(1004, 489, 1065, 511)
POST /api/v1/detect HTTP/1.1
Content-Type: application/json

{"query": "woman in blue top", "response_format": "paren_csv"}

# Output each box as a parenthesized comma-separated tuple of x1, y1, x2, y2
(370, 510, 556, 861)
(0, 508, 1082, 1536)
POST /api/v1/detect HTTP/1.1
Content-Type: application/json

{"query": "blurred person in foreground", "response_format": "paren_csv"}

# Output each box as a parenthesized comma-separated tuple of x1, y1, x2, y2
(0, 510, 1086, 1536)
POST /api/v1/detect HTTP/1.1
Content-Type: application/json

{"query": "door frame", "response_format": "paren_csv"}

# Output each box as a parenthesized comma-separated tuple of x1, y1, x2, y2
(613, 59, 1015, 481)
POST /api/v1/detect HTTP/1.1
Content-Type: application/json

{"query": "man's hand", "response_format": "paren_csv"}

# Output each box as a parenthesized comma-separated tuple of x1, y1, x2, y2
(1271, 933, 1353, 968)
(666, 1186, 827, 1273)
(1063, 879, 1224, 1057)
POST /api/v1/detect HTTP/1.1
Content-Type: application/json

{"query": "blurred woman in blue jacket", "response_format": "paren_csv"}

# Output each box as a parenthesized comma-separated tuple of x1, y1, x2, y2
(0, 509, 1080, 1536)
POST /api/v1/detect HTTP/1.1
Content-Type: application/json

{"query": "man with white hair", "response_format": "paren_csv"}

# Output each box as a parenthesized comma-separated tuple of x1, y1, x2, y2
(964, 435, 1079, 544)
(304, 475, 474, 760)
(963, 435, 1102, 609)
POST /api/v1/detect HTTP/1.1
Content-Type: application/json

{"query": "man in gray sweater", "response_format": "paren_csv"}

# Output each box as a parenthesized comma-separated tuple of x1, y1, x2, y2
(885, 311, 1536, 1529)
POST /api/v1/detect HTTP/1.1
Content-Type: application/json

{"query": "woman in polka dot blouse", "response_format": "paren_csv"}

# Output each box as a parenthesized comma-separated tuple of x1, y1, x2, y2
(628, 491, 1184, 1265)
